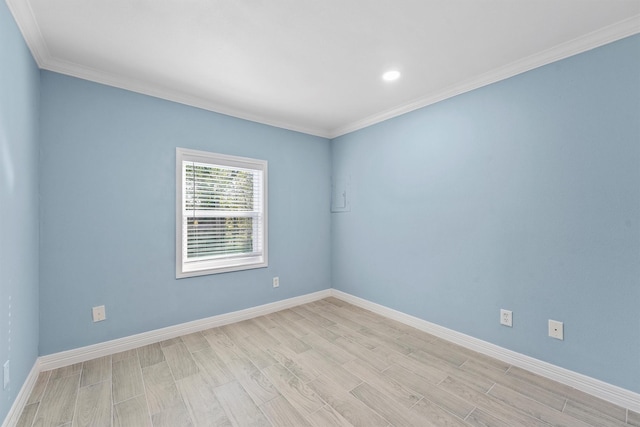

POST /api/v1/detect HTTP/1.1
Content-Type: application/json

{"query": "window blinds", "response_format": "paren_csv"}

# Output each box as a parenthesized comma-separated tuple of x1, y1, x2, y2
(176, 148, 267, 277)
(183, 161, 264, 264)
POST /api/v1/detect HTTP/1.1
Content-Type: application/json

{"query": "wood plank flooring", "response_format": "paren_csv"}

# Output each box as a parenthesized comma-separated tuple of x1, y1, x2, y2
(16, 298, 639, 427)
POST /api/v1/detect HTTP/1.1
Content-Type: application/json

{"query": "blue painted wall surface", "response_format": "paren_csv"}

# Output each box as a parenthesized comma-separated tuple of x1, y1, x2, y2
(0, 1, 40, 420)
(39, 72, 331, 354)
(331, 35, 640, 392)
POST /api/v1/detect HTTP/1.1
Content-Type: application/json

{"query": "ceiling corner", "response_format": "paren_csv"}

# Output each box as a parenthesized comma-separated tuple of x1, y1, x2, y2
(6, 0, 50, 66)
(330, 15, 640, 140)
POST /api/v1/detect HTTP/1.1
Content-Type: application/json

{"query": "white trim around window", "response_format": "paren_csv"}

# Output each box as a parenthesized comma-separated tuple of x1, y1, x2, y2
(176, 148, 268, 278)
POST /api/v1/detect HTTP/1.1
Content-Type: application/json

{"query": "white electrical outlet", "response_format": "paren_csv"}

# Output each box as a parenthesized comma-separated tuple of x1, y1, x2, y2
(272, 277, 279, 288)
(500, 309, 513, 327)
(3, 360, 9, 390)
(92, 305, 106, 322)
(549, 319, 564, 340)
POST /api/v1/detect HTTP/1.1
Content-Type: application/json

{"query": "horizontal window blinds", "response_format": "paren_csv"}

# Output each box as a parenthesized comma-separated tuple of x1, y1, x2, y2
(176, 147, 267, 278)
(184, 162, 264, 262)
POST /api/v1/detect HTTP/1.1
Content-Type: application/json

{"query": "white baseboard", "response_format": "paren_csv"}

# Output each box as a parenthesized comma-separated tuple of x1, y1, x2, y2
(39, 289, 331, 371)
(330, 289, 640, 413)
(3, 290, 330, 426)
(2, 359, 40, 427)
(5, 287, 638, 427)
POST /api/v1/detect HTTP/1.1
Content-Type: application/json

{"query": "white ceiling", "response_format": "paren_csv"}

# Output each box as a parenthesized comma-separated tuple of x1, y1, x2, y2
(7, 0, 640, 138)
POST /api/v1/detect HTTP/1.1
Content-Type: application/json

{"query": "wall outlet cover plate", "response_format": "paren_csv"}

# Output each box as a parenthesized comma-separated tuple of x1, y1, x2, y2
(92, 305, 106, 322)
(549, 319, 564, 340)
(500, 309, 513, 327)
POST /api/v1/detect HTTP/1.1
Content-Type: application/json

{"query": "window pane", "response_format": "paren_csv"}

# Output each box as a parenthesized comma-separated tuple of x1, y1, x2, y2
(185, 164, 254, 212)
(177, 147, 267, 278)
(186, 216, 254, 259)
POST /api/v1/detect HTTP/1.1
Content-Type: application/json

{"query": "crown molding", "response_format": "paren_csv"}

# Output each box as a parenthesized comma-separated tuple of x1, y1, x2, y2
(41, 57, 334, 139)
(329, 15, 640, 138)
(5, 0, 51, 64)
(7, 0, 639, 140)
(5, 0, 332, 138)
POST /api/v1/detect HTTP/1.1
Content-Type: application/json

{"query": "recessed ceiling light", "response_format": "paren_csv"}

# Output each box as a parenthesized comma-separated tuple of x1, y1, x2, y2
(382, 70, 401, 82)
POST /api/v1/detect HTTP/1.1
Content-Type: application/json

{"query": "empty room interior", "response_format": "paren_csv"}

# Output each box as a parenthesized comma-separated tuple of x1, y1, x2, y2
(1, 0, 640, 426)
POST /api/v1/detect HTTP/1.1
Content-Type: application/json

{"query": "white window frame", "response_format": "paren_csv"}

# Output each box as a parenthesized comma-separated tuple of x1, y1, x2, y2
(176, 148, 268, 278)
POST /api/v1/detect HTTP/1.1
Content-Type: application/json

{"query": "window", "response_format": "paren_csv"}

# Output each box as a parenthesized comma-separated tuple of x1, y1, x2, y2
(176, 148, 267, 278)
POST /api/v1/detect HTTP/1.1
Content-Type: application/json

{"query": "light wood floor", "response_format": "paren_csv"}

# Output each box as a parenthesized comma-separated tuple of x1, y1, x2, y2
(16, 297, 639, 427)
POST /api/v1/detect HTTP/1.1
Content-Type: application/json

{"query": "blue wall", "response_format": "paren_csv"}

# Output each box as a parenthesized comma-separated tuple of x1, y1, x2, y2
(332, 35, 640, 392)
(0, 1, 40, 421)
(39, 72, 332, 354)
(3, 5, 639, 418)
